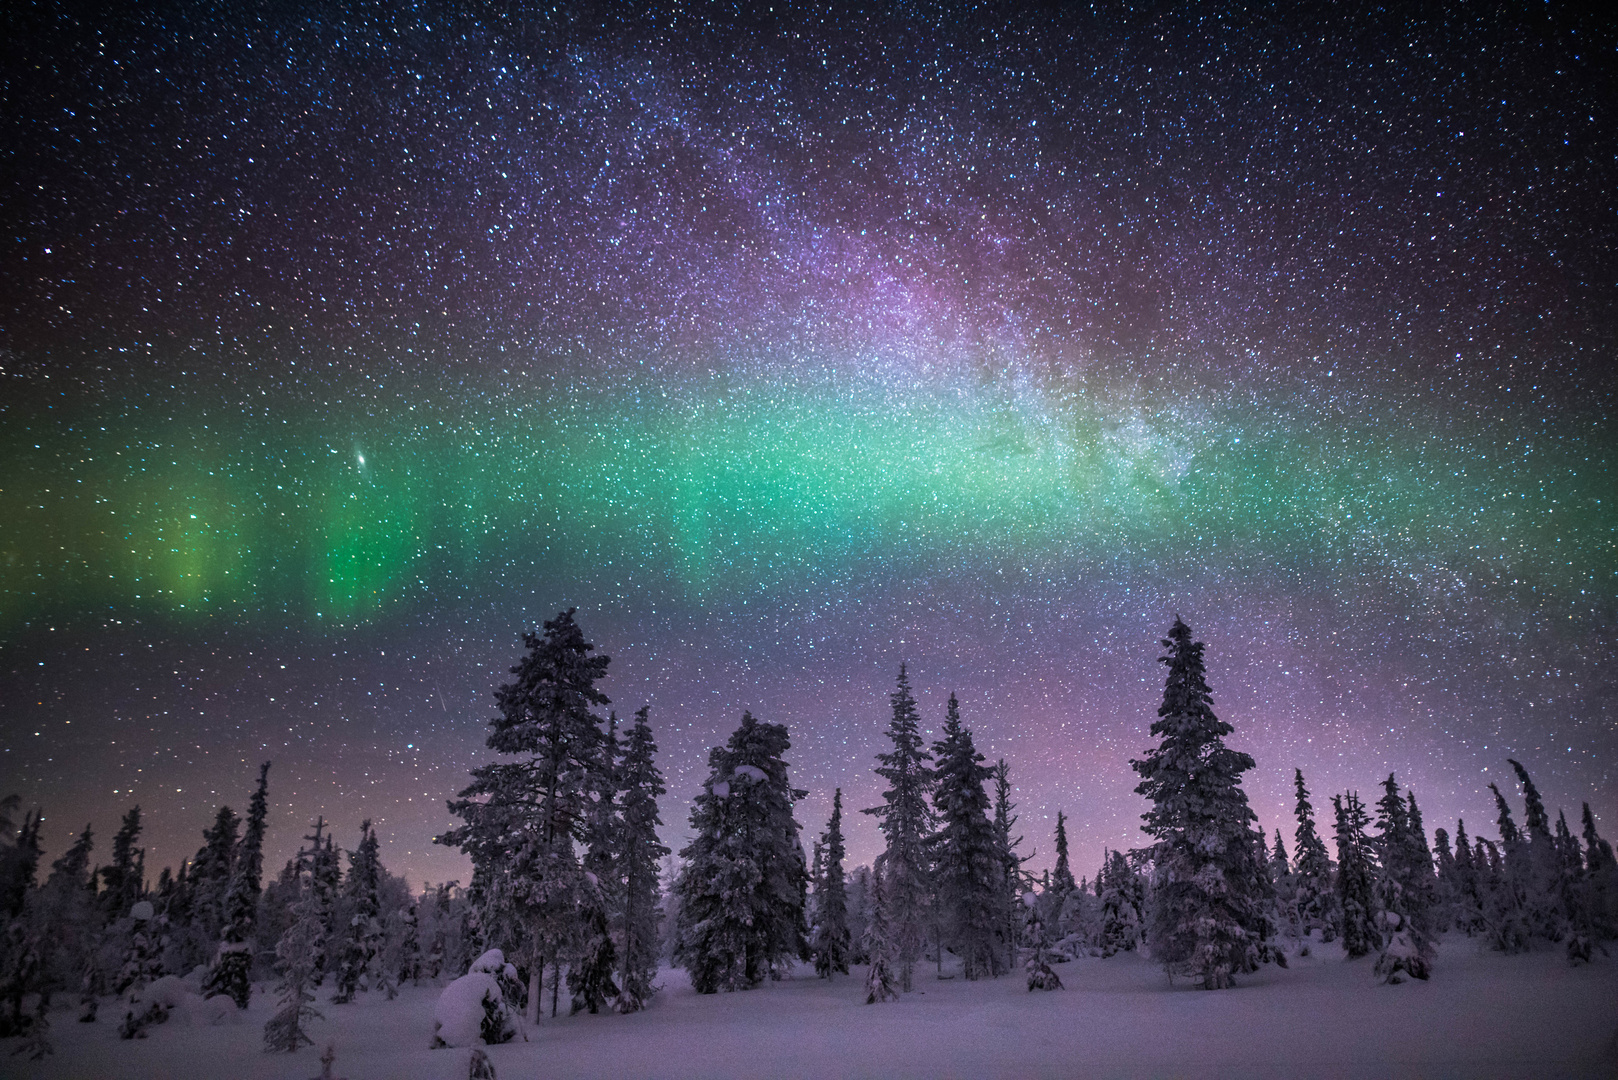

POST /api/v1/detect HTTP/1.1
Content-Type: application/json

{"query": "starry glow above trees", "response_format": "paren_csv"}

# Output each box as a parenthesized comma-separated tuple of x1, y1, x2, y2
(1, 3, 1612, 887)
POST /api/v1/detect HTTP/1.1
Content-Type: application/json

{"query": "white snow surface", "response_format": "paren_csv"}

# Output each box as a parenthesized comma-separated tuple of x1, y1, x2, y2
(7, 937, 1618, 1079)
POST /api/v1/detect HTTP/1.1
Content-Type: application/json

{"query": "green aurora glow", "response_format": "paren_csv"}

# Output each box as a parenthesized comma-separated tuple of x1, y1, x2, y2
(5, 365, 1609, 635)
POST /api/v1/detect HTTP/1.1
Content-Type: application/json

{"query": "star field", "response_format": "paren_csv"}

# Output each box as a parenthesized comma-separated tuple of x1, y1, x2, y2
(1, 3, 1614, 885)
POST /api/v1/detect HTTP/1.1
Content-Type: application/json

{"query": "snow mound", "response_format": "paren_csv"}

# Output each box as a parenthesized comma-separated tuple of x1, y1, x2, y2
(432, 972, 516, 1049)
(142, 975, 191, 1011)
(468, 947, 519, 985)
(190, 994, 238, 1025)
(732, 765, 767, 783)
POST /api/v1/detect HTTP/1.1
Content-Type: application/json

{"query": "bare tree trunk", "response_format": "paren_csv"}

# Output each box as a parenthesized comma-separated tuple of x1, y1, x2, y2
(526, 957, 542, 1025)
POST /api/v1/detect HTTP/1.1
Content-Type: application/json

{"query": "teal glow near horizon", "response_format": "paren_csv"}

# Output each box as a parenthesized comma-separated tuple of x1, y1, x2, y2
(3, 360, 1609, 636)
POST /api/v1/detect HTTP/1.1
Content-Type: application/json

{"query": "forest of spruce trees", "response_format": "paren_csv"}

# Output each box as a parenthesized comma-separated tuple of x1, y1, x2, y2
(1, 610, 1615, 1059)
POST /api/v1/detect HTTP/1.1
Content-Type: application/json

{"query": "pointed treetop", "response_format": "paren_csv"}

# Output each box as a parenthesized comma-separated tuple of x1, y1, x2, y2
(1507, 759, 1551, 839)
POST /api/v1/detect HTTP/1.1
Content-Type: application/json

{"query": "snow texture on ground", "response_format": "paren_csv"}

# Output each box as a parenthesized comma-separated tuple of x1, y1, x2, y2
(4, 937, 1616, 1079)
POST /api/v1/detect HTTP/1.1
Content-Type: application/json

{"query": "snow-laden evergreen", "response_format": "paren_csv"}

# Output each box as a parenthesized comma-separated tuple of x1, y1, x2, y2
(673, 712, 810, 993)
(1021, 892, 1062, 991)
(1051, 811, 1076, 897)
(812, 789, 852, 978)
(1096, 850, 1143, 957)
(1371, 775, 1433, 983)
(990, 760, 1027, 973)
(439, 608, 613, 1023)
(1290, 769, 1336, 943)
(332, 820, 389, 1003)
(205, 762, 269, 1008)
(929, 694, 1004, 979)
(861, 664, 935, 993)
(1486, 782, 1532, 953)
(264, 877, 324, 1052)
(862, 863, 899, 1004)
(616, 706, 669, 1013)
(569, 713, 620, 1015)
(1131, 617, 1271, 989)
(1332, 792, 1377, 958)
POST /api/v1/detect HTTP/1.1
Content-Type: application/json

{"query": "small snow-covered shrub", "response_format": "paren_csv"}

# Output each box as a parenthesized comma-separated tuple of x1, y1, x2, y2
(142, 975, 191, 1011)
(1372, 910, 1430, 984)
(432, 972, 515, 1048)
(469, 1047, 497, 1079)
(118, 1001, 168, 1039)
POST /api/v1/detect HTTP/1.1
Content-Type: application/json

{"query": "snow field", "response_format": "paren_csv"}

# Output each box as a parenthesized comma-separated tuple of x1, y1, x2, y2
(4, 938, 1615, 1080)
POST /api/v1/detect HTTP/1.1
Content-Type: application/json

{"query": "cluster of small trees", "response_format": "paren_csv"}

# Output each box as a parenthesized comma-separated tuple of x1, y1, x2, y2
(0, 765, 477, 1059)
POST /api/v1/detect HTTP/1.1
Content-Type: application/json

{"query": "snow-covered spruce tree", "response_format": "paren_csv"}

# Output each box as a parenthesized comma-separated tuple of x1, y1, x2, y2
(813, 789, 852, 978)
(616, 707, 669, 1013)
(863, 862, 899, 1004)
(1270, 830, 1290, 882)
(1022, 892, 1062, 991)
(264, 878, 325, 1052)
(332, 820, 388, 1003)
(1486, 783, 1532, 953)
(673, 712, 810, 993)
(930, 695, 1003, 979)
(569, 714, 620, 1015)
(1553, 810, 1598, 964)
(438, 608, 611, 1024)
(1449, 818, 1485, 935)
(1097, 849, 1143, 957)
(99, 807, 145, 925)
(1406, 793, 1437, 909)
(206, 762, 270, 1008)
(1581, 804, 1618, 940)
(38, 826, 98, 1023)
(861, 664, 935, 992)
(0, 798, 42, 926)
(1432, 827, 1458, 934)
(991, 759, 1027, 972)
(114, 901, 162, 1004)
(1291, 769, 1336, 942)
(1507, 759, 1566, 943)
(1332, 793, 1378, 958)
(1051, 812, 1076, 897)
(1371, 775, 1433, 983)
(178, 805, 239, 974)
(1130, 618, 1271, 989)
(397, 902, 422, 988)
(308, 823, 342, 984)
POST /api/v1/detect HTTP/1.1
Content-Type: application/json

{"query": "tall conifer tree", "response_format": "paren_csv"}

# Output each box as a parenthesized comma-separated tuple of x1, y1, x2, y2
(439, 609, 611, 1023)
(813, 790, 852, 978)
(1291, 769, 1335, 941)
(616, 707, 669, 1013)
(332, 820, 386, 1003)
(207, 762, 269, 1008)
(1051, 812, 1076, 897)
(930, 695, 1002, 979)
(1333, 793, 1377, 957)
(862, 664, 935, 992)
(570, 714, 620, 1014)
(991, 760, 1026, 972)
(1131, 618, 1270, 989)
(673, 713, 809, 993)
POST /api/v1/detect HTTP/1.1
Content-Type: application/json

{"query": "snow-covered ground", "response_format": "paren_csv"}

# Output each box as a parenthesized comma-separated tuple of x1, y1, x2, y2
(6, 939, 1616, 1079)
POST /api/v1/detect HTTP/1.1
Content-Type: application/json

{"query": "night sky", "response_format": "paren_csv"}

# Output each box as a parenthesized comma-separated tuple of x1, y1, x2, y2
(3, 3, 1614, 890)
